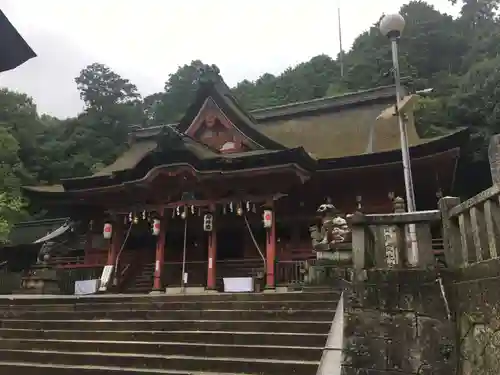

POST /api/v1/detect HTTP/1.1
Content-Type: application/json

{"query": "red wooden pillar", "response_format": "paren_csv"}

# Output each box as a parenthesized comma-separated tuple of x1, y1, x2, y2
(84, 220, 93, 265)
(153, 210, 167, 291)
(265, 200, 276, 289)
(107, 217, 123, 266)
(207, 204, 217, 290)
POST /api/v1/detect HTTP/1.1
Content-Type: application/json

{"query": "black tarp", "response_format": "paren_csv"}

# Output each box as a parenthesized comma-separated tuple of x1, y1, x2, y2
(0, 10, 36, 72)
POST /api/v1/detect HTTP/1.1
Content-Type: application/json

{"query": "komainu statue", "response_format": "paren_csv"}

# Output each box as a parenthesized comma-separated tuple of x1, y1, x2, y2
(310, 203, 352, 252)
(37, 241, 55, 265)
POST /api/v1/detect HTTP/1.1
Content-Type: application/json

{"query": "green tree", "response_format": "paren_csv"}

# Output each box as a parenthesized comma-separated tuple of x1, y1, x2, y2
(233, 55, 341, 110)
(0, 193, 22, 243)
(149, 60, 208, 125)
(75, 63, 141, 111)
(342, 1, 466, 91)
(448, 57, 500, 141)
(0, 127, 27, 241)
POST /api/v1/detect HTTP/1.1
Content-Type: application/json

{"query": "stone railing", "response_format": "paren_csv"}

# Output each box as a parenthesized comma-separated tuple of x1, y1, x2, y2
(349, 209, 441, 274)
(439, 185, 500, 268)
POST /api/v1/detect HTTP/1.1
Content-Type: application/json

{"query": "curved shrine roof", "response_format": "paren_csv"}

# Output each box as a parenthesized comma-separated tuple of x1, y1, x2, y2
(23, 67, 469, 196)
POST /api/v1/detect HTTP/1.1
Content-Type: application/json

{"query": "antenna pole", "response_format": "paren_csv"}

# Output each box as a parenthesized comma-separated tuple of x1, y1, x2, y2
(338, 5, 344, 78)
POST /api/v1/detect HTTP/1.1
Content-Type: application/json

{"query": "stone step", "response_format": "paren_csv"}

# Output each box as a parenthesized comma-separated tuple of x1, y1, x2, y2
(1, 319, 331, 334)
(1, 299, 338, 312)
(0, 361, 246, 374)
(0, 290, 341, 305)
(1, 309, 335, 321)
(0, 338, 323, 362)
(0, 349, 319, 375)
(0, 328, 327, 347)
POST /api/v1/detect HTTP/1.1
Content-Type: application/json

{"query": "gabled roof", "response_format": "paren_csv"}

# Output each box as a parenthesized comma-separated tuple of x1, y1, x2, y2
(157, 65, 287, 151)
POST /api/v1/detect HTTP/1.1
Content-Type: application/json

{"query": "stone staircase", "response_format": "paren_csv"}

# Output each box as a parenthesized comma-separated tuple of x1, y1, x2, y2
(123, 262, 155, 293)
(0, 290, 340, 374)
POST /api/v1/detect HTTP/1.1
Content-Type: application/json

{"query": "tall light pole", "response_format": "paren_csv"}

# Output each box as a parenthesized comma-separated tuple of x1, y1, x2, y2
(379, 13, 416, 213)
(380, 13, 418, 265)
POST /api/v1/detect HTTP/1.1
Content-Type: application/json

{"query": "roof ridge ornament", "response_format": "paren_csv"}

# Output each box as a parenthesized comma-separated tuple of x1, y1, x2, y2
(196, 63, 222, 84)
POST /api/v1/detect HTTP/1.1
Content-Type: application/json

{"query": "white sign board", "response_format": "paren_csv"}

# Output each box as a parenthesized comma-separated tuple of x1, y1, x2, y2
(98, 265, 114, 292)
(75, 279, 99, 295)
(223, 277, 254, 293)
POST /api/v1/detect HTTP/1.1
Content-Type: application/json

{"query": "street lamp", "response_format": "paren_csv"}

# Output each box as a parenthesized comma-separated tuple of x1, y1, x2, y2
(379, 13, 416, 213)
(380, 13, 418, 265)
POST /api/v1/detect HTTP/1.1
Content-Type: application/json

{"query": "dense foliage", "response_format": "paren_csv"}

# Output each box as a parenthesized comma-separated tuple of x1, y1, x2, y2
(0, 0, 498, 239)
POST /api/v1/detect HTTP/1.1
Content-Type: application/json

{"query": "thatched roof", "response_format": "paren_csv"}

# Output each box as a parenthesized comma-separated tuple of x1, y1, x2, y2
(130, 84, 429, 160)
(257, 102, 422, 159)
(92, 140, 157, 177)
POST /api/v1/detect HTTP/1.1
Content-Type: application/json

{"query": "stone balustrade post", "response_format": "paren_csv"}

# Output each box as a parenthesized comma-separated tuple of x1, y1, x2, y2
(438, 197, 465, 268)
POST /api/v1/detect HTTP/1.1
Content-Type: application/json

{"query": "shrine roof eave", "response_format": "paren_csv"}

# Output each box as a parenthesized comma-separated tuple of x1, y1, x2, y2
(22, 159, 313, 198)
(316, 128, 469, 172)
(23, 146, 316, 194)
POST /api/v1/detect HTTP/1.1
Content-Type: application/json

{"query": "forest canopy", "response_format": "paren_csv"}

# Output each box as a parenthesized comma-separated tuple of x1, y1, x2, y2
(0, 0, 498, 241)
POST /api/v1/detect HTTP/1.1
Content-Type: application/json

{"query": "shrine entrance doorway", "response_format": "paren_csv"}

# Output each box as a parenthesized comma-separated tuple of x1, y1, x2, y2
(217, 224, 245, 261)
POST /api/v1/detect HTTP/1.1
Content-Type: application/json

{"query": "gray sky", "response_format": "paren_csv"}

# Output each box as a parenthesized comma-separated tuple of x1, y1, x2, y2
(0, 0, 458, 119)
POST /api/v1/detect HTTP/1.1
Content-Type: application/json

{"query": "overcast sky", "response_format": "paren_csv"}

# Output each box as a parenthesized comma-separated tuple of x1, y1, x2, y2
(0, 0, 458, 119)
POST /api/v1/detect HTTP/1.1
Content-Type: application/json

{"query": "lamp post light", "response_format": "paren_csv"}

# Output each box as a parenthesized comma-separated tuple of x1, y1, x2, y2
(380, 13, 416, 213)
(380, 13, 418, 264)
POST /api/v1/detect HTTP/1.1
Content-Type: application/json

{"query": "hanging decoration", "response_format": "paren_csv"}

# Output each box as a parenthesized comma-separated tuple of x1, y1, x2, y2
(263, 210, 273, 228)
(203, 213, 214, 232)
(236, 203, 243, 216)
(215, 201, 262, 215)
(103, 222, 113, 239)
(152, 218, 161, 236)
(356, 195, 363, 212)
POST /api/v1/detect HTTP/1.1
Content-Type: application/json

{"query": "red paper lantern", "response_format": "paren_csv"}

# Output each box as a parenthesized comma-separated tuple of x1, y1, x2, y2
(152, 219, 161, 236)
(103, 222, 113, 239)
(263, 210, 272, 228)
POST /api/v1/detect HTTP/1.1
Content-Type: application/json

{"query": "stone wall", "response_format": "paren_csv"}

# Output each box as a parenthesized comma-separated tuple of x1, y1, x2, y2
(452, 258, 500, 375)
(343, 269, 456, 374)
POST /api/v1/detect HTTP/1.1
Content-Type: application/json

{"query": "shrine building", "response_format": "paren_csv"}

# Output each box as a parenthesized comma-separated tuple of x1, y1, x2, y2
(22, 66, 468, 293)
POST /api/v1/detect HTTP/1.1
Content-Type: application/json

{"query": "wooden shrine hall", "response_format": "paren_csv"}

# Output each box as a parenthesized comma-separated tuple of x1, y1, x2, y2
(23, 65, 469, 293)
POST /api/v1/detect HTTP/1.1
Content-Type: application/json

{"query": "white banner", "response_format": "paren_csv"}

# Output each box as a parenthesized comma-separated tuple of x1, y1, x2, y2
(75, 279, 99, 295)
